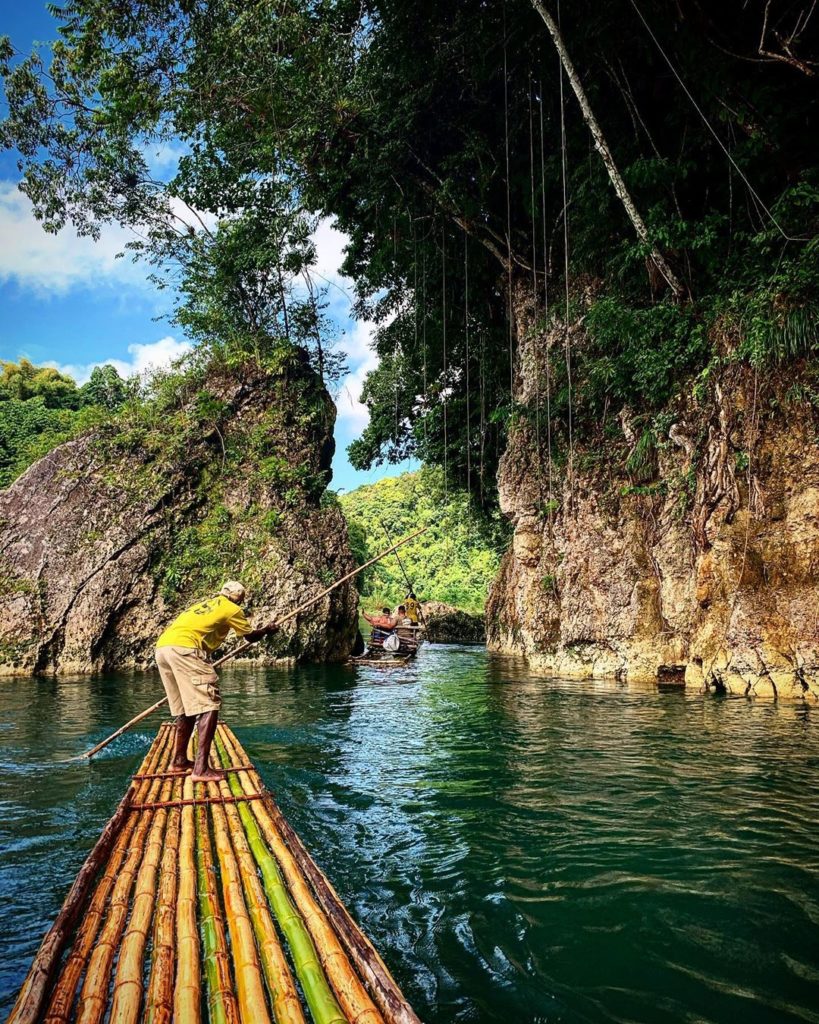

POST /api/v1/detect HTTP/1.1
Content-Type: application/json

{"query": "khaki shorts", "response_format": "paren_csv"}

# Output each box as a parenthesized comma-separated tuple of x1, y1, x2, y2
(155, 645, 221, 717)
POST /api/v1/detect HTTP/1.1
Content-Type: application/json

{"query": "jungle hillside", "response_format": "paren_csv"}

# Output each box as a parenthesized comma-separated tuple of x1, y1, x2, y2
(340, 469, 507, 615)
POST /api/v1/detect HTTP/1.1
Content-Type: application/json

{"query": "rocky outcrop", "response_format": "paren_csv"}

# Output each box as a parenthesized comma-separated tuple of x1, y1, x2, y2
(486, 285, 819, 698)
(421, 601, 485, 644)
(0, 350, 358, 674)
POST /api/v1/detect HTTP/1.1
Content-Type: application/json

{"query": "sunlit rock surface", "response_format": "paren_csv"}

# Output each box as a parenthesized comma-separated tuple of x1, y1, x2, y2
(0, 353, 357, 674)
(487, 285, 819, 698)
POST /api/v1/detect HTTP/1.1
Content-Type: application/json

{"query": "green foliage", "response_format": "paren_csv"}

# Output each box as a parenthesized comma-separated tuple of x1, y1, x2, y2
(1, 0, 818, 504)
(0, 360, 127, 487)
(339, 467, 508, 614)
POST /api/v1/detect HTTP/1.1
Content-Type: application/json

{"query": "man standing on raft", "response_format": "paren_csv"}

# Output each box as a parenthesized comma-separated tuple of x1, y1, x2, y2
(155, 581, 275, 781)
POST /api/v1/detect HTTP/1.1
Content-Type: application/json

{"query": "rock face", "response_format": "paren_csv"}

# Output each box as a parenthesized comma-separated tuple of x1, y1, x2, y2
(486, 285, 819, 698)
(421, 601, 485, 644)
(0, 350, 358, 675)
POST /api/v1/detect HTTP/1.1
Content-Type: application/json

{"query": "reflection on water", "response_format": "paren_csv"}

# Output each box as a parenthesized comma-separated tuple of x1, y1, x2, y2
(1, 647, 818, 1022)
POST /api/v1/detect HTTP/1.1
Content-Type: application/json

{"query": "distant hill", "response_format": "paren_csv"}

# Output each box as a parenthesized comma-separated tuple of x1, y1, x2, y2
(338, 468, 508, 616)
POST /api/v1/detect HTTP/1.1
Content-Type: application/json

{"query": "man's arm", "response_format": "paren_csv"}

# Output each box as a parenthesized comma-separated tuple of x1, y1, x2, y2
(245, 623, 278, 644)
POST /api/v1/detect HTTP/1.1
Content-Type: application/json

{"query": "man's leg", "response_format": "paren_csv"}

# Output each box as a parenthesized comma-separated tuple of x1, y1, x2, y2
(171, 714, 196, 772)
(191, 710, 225, 783)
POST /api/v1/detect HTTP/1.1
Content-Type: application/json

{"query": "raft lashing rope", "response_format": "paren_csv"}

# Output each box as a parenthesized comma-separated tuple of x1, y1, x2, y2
(7, 723, 421, 1024)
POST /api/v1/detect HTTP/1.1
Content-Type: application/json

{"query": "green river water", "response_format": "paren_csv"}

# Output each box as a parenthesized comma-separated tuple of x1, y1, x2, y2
(1, 644, 818, 1023)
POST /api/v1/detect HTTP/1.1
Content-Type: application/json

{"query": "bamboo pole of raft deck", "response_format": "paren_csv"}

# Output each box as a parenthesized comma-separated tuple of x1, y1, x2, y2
(75, 748, 177, 1024)
(174, 775, 201, 1024)
(212, 734, 346, 1024)
(143, 775, 182, 1024)
(215, 731, 384, 1024)
(195, 780, 241, 1024)
(42, 729, 173, 1024)
(206, 778, 273, 1024)
(108, 769, 174, 1024)
(221, 725, 422, 1024)
(6, 726, 171, 1024)
(210, 772, 307, 1024)
(74, 526, 430, 761)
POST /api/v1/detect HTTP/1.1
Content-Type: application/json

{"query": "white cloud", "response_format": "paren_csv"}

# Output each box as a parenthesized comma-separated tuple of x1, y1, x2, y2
(309, 217, 384, 434)
(46, 336, 192, 385)
(0, 180, 146, 295)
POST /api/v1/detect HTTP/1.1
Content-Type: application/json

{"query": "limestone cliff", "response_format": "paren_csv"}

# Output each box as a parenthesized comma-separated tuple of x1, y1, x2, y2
(486, 286, 819, 698)
(0, 348, 358, 674)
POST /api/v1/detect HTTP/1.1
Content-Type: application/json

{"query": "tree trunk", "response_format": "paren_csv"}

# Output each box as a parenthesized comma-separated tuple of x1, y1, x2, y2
(530, 0, 687, 299)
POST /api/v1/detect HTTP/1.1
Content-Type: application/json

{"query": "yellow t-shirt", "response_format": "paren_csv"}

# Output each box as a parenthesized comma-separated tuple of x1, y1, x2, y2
(156, 595, 251, 652)
(405, 597, 420, 624)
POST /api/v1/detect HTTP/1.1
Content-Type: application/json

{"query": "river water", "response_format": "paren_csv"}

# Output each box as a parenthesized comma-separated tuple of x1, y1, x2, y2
(1, 645, 818, 1023)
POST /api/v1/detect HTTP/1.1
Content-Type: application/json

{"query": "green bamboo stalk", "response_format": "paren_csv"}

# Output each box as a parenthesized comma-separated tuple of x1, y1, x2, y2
(214, 735, 346, 1024)
(216, 731, 383, 1024)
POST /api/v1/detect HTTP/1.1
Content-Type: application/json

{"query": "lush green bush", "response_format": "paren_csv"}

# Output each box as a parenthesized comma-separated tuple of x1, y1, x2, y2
(339, 467, 508, 615)
(0, 360, 129, 488)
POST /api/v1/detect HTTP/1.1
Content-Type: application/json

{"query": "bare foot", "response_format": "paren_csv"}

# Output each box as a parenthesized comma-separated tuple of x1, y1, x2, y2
(190, 767, 226, 783)
(169, 759, 195, 774)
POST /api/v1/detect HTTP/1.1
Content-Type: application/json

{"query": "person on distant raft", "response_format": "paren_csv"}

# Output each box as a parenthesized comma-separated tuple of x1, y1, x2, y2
(404, 591, 421, 625)
(395, 604, 413, 627)
(363, 606, 397, 642)
(155, 581, 275, 782)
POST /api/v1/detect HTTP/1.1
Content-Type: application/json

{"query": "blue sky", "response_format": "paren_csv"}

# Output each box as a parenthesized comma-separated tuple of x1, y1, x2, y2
(0, 2, 410, 493)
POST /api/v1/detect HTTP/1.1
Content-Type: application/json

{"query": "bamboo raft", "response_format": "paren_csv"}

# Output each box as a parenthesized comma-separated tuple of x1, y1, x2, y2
(7, 722, 420, 1024)
(350, 628, 423, 668)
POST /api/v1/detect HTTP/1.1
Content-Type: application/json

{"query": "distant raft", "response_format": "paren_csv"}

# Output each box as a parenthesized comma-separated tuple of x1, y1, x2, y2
(7, 723, 420, 1024)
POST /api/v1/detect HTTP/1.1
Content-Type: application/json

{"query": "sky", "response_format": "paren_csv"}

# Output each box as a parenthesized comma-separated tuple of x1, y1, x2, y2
(0, 2, 411, 494)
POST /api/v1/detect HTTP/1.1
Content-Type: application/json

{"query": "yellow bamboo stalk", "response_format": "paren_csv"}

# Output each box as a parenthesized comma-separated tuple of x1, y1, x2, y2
(42, 728, 173, 1024)
(195, 781, 241, 1024)
(207, 751, 306, 1024)
(207, 775, 273, 1024)
(221, 726, 420, 1024)
(109, 763, 177, 1024)
(174, 775, 201, 1024)
(216, 788, 307, 1024)
(75, 742, 175, 1024)
(217, 727, 384, 1024)
(144, 775, 182, 1024)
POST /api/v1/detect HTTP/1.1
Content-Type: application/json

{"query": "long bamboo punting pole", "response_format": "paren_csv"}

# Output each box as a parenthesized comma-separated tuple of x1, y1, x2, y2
(144, 775, 182, 1024)
(75, 527, 430, 760)
(42, 730, 173, 1024)
(215, 731, 384, 1024)
(195, 782, 241, 1024)
(221, 725, 422, 1024)
(209, 762, 306, 1024)
(6, 726, 172, 1024)
(174, 775, 201, 1024)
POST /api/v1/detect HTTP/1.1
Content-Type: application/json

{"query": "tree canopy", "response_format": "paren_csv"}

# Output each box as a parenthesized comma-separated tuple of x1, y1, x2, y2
(339, 468, 507, 614)
(2, 1, 817, 502)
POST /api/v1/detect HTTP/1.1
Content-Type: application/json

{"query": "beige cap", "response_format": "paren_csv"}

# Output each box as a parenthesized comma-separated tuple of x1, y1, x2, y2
(220, 580, 247, 602)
